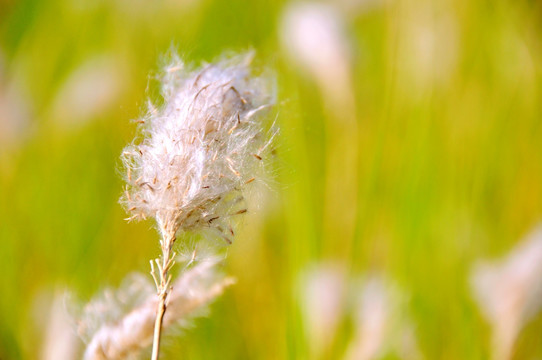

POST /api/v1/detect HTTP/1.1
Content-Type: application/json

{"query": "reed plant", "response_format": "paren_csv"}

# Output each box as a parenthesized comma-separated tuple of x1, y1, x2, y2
(80, 53, 276, 359)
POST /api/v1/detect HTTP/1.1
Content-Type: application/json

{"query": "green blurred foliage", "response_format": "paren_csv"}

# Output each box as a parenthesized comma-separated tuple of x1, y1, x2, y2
(1, 0, 542, 359)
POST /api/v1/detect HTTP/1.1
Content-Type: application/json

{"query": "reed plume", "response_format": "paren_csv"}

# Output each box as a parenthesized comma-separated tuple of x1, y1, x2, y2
(80, 260, 234, 360)
(471, 225, 542, 360)
(119, 52, 275, 359)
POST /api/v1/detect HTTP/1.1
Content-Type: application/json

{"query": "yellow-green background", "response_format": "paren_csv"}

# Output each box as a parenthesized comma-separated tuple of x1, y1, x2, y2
(1, 0, 542, 358)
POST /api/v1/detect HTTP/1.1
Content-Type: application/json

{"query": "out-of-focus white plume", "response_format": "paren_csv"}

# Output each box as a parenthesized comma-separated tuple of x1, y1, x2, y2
(280, 2, 353, 111)
(299, 265, 346, 357)
(80, 259, 234, 360)
(345, 277, 422, 360)
(299, 266, 422, 360)
(50, 56, 125, 130)
(280, 3, 358, 259)
(471, 225, 542, 360)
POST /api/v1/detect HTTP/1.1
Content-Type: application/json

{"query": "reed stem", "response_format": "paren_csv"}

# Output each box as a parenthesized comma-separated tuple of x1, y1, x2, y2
(151, 230, 176, 360)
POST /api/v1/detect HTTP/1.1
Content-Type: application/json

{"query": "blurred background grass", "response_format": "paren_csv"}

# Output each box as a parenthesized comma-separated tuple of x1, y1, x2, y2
(1, 0, 542, 359)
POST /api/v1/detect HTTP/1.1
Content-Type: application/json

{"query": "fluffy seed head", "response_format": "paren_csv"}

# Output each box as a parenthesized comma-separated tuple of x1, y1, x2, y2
(121, 53, 275, 240)
(79, 260, 233, 360)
